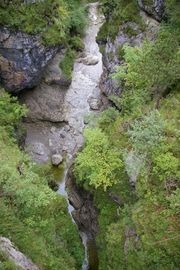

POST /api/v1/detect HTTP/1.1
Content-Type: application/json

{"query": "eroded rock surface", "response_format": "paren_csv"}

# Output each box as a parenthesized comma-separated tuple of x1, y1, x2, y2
(0, 27, 57, 92)
(99, 13, 160, 97)
(66, 169, 98, 238)
(20, 2, 105, 163)
(0, 237, 39, 270)
(44, 51, 71, 87)
(138, 0, 165, 21)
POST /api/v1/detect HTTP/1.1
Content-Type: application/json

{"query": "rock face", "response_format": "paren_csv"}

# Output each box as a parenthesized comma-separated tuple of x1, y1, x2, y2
(98, 14, 160, 98)
(19, 2, 105, 164)
(18, 52, 69, 124)
(138, 0, 165, 21)
(0, 237, 39, 270)
(99, 22, 144, 97)
(0, 27, 57, 92)
(66, 169, 98, 238)
(44, 51, 71, 87)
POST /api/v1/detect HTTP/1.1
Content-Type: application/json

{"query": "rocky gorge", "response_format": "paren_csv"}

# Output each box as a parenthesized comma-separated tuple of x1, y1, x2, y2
(0, 2, 105, 269)
(0, 0, 179, 269)
(0, 0, 158, 266)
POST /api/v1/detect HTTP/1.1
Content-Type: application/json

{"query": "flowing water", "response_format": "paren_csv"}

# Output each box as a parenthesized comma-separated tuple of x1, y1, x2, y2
(58, 4, 104, 269)
(21, 2, 104, 269)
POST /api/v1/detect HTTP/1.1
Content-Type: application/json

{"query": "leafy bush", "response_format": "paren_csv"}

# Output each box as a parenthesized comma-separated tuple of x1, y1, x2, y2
(0, 89, 27, 132)
(75, 128, 123, 190)
(0, 0, 87, 46)
(97, 0, 143, 41)
(0, 90, 83, 269)
(128, 110, 165, 153)
(59, 49, 76, 80)
(110, 25, 179, 116)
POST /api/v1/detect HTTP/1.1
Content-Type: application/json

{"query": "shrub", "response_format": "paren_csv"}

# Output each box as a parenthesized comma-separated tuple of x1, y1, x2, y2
(59, 49, 76, 80)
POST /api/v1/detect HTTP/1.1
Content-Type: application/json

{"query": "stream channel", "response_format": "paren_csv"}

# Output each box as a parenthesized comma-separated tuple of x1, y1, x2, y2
(57, 3, 104, 269)
(20, 2, 104, 270)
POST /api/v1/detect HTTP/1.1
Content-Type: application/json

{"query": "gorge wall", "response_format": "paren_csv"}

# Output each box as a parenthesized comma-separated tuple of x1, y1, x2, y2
(0, 27, 58, 92)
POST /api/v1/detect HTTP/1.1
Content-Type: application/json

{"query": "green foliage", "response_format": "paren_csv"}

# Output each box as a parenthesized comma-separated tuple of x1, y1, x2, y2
(76, 2, 180, 269)
(0, 89, 27, 133)
(128, 110, 165, 153)
(117, 45, 125, 60)
(0, 90, 83, 269)
(97, 107, 120, 131)
(0, 0, 87, 46)
(123, 25, 138, 37)
(110, 26, 179, 117)
(114, 27, 180, 108)
(97, 0, 143, 42)
(165, 0, 180, 28)
(59, 49, 76, 80)
(70, 36, 85, 51)
(69, 1, 87, 36)
(152, 152, 179, 181)
(90, 92, 180, 270)
(75, 128, 123, 190)
(75, 1, 180, 269)
(0, 251, 22, 270)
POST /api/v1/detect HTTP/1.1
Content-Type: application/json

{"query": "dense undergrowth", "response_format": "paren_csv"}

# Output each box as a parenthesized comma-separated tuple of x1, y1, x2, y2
(0, 0, 179, 269)
(0, 0, 87, 46)
(0, 88, 83, 269)
(0, 0, 88, 80)
(75, 0, 180, 269)
(97, 0, 144, 43)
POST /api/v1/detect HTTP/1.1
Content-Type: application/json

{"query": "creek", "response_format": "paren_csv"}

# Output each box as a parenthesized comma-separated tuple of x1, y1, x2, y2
(57, 3, 104, 269)
(20, 2, 104, 269)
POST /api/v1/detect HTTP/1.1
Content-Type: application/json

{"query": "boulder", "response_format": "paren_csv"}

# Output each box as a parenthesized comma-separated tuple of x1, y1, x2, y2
(77, 54, 99, 65)
(51, 154, 63, 166)
(0, 26, 58, 92)
(19, 82, 66, 123)
(88, 96, 102, 110)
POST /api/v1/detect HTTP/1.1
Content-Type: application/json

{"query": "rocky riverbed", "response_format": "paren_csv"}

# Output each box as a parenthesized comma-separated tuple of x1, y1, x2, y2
(19, 2, 105, 270)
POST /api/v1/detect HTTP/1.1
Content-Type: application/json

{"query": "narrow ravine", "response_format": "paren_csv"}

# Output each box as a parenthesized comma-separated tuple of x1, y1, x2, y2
(57, 3, 105, 269)
(20, 2, 104, 270)
(58, 1, 105, 160)
(58, 1, 105, 206)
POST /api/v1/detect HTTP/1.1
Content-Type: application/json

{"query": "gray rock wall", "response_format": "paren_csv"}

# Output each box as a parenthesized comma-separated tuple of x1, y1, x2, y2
(0, 27, 58, 93)
(0, 237, 39, 270)
(138, 0, 165, 21)
(99, 11, 160, 98)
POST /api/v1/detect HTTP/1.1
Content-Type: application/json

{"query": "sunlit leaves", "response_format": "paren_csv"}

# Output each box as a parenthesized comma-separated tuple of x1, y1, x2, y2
(128, 110, 165, 153)
(75, 128, 123, 190)
(0, 90, 27, 130)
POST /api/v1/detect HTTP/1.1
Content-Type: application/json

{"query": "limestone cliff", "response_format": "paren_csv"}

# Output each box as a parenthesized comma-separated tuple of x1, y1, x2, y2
(138, 0, 165, 21)
(0, 27, 58, 92)
(98, 1, 161, 98)
(0, 237, 39, 270)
